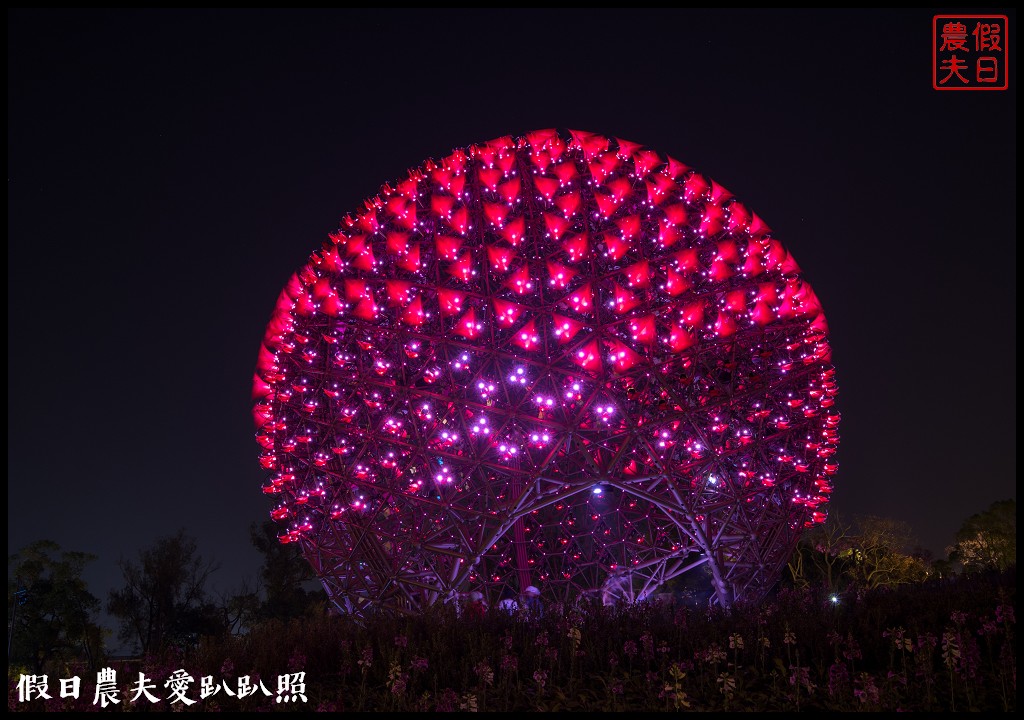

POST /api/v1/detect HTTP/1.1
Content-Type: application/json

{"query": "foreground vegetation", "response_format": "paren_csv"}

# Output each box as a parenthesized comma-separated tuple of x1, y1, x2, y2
(9, 568, 1015, 712)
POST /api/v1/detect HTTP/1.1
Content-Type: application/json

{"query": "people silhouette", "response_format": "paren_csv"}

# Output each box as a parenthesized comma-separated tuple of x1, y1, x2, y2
(520, 585, 543, 619)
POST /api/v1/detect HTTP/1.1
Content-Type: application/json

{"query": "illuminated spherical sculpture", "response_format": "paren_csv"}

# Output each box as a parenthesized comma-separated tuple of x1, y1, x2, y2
(253, 130, 839, 616)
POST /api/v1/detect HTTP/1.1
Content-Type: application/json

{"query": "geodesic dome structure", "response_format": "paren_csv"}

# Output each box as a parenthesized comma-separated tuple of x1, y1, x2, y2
(253, 129, 839, 615)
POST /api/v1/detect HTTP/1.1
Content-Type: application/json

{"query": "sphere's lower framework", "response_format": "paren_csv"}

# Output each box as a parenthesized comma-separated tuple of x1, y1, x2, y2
(253, 129, 839, 615)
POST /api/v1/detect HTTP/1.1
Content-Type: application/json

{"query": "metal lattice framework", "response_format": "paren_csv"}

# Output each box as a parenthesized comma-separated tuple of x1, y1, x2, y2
(253, 129, 839, 616)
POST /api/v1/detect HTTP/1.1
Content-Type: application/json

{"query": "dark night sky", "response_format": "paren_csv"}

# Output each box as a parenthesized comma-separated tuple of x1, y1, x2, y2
(8, 9, 1016, 636)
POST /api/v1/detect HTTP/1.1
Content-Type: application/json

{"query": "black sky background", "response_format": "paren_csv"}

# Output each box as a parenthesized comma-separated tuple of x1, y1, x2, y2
(8, 9, 1016, 641)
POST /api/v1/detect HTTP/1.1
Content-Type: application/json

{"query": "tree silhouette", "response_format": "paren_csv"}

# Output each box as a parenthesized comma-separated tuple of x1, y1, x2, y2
(844, 516, 929, 590)
(948, 499, 1016, 573)
(250, 520, 325, 620)
(8, 540, 103, 673)
(107, 530, 221, 655)
(785, 514, 931, 593)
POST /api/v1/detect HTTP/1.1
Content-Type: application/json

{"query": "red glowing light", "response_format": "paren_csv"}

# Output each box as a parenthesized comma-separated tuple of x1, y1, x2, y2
(254, 130, 839, 616)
